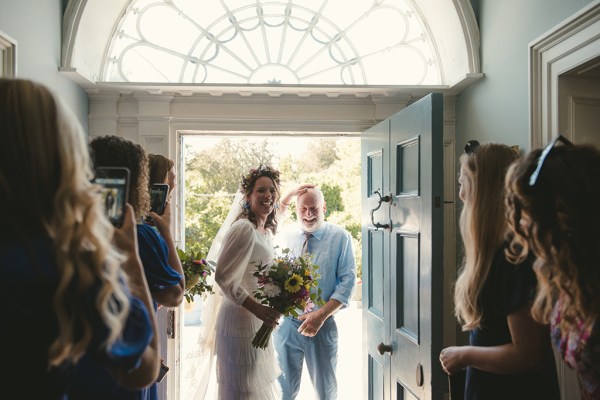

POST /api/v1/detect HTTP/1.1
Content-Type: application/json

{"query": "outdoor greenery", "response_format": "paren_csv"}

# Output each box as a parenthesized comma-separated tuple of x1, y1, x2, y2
(183, 137, 362, 278)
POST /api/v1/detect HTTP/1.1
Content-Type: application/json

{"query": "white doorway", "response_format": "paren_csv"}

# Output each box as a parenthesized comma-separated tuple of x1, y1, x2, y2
(178, 134, 362, 400)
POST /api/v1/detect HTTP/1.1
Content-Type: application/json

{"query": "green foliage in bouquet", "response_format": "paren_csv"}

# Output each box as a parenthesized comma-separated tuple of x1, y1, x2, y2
(177, 247, 216, 303)
(251, 248, 325, 349)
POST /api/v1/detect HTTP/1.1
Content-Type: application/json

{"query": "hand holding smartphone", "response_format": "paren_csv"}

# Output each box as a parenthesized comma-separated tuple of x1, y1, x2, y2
(156, 359, 169, 382)
(93, 167, 130, 228)
(150, 183, 170, 215)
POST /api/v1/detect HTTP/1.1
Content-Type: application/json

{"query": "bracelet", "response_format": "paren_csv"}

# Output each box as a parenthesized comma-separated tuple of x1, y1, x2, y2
(281, 201, 290, 207)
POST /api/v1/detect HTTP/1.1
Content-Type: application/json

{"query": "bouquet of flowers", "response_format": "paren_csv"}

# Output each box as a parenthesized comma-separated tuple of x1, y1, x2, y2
(177, 247, 216, 303)
(252, 248, 325, 349)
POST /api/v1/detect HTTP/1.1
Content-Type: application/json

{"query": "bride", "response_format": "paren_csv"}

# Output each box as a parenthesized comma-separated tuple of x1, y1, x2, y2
(187, 165, 285, 400)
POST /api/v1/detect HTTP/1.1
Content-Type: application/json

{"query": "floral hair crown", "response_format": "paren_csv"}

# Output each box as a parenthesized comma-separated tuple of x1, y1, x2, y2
(239, 164, 281, 193)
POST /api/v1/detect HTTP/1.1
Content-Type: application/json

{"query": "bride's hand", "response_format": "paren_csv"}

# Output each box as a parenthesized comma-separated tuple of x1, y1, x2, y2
(259, 305, 281, 328)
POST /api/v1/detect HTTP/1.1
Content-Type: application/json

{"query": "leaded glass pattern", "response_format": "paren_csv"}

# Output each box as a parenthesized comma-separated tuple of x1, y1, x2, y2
(104, 0, 441, 85)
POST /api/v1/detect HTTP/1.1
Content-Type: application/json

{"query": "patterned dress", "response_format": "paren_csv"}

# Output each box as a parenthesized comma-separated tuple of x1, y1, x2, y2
(214, 219, 281, 399)
(550, 301, 600, 399)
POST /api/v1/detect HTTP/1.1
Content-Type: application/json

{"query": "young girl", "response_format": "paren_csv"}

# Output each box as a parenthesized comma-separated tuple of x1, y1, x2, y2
(439, 141, 559, 400)
(505, 137, 600, 399)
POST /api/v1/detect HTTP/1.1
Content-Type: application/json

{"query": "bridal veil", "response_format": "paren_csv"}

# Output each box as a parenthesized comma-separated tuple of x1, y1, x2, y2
(184, 192, 244, 400)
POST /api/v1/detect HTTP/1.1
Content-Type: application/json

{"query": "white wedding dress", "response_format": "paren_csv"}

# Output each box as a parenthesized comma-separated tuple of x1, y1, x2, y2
(212, 218, 281, 399)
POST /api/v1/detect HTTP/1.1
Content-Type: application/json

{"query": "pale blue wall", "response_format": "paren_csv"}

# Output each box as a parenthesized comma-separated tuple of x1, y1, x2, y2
(456, 0, 596, 153)
(0, 0, 88, 130)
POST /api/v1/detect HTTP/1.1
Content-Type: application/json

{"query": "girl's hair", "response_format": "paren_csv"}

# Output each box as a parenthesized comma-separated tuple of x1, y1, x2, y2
(454, 143, 519, 330)
(0, 78, 130, 366)
(505, 144, 600, 333)
(148, 154, 174, 186)
(90, 135, 151, 221)
(238, 164, 282, 234)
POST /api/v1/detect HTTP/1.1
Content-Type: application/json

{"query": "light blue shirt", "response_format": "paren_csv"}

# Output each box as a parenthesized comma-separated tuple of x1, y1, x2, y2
(280, 222, 356, 309)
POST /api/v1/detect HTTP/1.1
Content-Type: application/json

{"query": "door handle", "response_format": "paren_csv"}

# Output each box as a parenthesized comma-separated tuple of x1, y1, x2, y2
(370, 189, 391, 230)
(377, 342, 393, 355)
(416, 363, 424, 387)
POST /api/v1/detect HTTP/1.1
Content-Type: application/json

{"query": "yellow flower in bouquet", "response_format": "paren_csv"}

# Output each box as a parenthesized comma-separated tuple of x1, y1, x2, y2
(251, 248, 325, 349)
(176, 247, 215, 303)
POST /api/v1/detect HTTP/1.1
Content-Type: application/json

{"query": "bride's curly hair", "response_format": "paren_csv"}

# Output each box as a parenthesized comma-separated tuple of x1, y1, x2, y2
(238, 164, 282, 234)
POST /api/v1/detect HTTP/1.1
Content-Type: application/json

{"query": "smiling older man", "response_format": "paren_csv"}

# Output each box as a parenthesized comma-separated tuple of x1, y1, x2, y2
(274, 186, 356, 400)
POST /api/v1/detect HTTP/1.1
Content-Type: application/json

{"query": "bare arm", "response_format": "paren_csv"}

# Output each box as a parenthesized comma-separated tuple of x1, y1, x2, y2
(109, 204, 160, 388)
(148, 199, 185, 307)
(279, 184, 315, 213)
(440, 305, 550, 375)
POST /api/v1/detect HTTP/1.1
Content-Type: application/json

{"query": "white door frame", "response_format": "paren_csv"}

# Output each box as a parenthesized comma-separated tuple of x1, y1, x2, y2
(529, 2, 600, 399)
(529, 0, 600, 148)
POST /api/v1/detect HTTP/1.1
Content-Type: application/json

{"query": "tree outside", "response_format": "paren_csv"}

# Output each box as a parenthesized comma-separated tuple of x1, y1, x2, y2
(180, 135, 363, 400)
(182, 136, 362, 279)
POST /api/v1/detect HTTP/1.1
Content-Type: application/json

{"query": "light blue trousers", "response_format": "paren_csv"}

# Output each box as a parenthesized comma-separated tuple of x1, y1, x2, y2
(273, 316, 338, 400)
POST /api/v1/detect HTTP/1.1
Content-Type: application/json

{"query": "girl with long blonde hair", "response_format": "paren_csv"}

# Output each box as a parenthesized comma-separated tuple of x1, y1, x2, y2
(439, 141, 559, 400)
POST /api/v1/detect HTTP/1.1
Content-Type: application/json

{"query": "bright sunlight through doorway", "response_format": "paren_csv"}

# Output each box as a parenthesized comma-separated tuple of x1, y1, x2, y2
(179, 134, 362, 399)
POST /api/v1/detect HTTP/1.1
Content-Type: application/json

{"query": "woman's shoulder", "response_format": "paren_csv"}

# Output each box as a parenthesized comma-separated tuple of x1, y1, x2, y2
(222, 219, 257, 245)
(136, 223, 163, 242)
(0, 236, 57, 278)
(231, 218, 255, 231)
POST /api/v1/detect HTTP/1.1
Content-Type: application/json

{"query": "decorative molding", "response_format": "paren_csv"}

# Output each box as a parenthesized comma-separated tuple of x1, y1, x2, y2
(569, 95, 600, 139)
(453, 0, 481, 73)
(142, 135, 167, 155)
(0, 30, 17, 78)
(529, 1, 600, 148)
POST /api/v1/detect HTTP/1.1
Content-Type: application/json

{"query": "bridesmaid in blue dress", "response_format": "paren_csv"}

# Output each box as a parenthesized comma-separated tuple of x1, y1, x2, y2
(69, 135, 185, 400)
(0, 79, 160, 399)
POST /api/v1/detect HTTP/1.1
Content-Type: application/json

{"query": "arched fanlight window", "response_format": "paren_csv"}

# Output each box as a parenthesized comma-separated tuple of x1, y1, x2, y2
(103, 0, 441, 85)
(63, 0, 478, 90)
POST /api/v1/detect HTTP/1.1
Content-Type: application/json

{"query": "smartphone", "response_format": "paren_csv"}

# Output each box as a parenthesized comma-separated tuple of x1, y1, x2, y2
(93, 167, 130, 228)
(156, 360, 169, 383)
(150, 183, 169, 215)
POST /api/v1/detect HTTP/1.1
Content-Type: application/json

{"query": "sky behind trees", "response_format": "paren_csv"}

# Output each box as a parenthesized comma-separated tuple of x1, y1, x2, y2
(181, 135, 362, 277)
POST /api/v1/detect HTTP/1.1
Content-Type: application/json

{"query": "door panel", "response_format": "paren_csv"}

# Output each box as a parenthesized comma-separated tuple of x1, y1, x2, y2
(362, 117, 391, 399)
(362, 93, 444, 400)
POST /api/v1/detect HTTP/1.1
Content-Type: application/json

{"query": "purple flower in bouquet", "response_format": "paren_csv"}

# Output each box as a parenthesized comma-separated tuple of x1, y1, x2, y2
(251, 249, 325, 349)
(177, 247, 216, 303)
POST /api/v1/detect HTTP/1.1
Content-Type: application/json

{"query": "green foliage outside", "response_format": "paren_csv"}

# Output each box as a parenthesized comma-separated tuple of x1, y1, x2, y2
(183, 137, 362, 279)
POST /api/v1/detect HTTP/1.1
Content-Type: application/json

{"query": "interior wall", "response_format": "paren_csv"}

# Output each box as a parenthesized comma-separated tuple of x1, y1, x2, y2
(455, 0, 595, 153)
(450, 0, 597, 347)
(0, 0, 88, 130)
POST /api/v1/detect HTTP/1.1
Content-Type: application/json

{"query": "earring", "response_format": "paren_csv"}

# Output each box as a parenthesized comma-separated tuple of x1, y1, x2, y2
(274, 202, 280, 210)
(242, 201, 250, 212)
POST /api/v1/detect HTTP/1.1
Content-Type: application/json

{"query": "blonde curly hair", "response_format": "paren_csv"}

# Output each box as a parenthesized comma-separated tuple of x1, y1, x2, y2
(0, 79, 130, 366)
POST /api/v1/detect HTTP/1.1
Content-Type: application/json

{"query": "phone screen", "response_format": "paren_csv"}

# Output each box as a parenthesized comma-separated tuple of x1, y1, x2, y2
(150, 184, 169, 215)
(93, 167, 130, 228)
